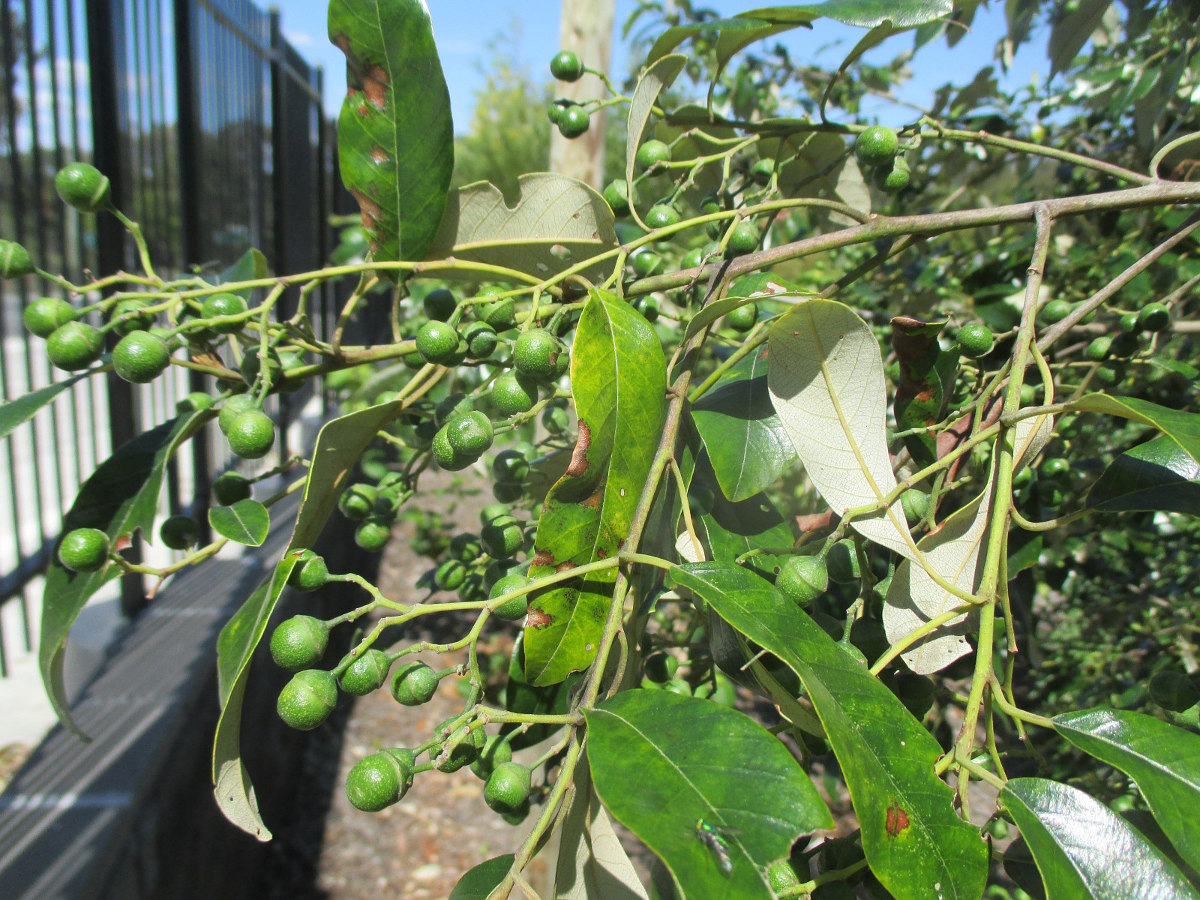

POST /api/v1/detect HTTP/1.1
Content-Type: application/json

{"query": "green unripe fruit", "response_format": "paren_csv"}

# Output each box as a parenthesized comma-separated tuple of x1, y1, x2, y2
(276, 669, 337, 730)
(542, 404, 570, 435)
(725, 302, 757, 332)
(201, 292, 248, 334)
(355, 518, 391, 552)
(345, 750, 414, 812)
(471, 734, 514, 780)
(447, 533, 481, 564)
(1138, 302, 1170, 332)
(463, 321, 498, 359)
(489, 573, 529, 620)
(435, 392, 474, 425)
(240, 346, 283, 387)
(602, 179, 635, 217)
(1040, 457, 1070, 482)
(0, 239, 34, 278)
(481, 515, 525, 559)
(435, 718, 487, 773)
(338, 483, 377, 520)
(644, 203, 681, 229)
(635, 139, 672, 172)
(1118, 312, 1142, 334)
(391, 661, 440, 706)
(557, 106, 590, 138)
(422, 287, 457, 321)
(775, 556, 829, 606)
(631, 250, 663, 278)
(434, 559, 468, 592)
(644, 651, 679, 683)
(58, 527, 110, 572)
(492, 449, 530, 483)
(632, 295, 659, 323)
(513, 329, 562, 382)
(1085, 335, 1113, 361)
(1039, 298, 1073, 325)
(212, 471, 252, 505)
(159, 514, 200, 550)
(112, 330, 171, 384)
(415, 320, 460, 364)
(485, 762, 532, 813)
(432, 424, 472, 471)
(663, 678, 692, 696)
(900, 488, 931, 524)
(492, 372, 539, 417)
(480, 502, 510, 526)
(109, 298, 155, 335)
(479, 295, 516, 329)
(177, 392, 215, 415)
(46, 321, 104, 371)
(54, 162, 111, 212)
(226, 410, 276, 459)
(726, 221, 760, 257)
(873, 156, 911, 193)
(550, 50, 584, 82)
(446, 410, 494, 456)
(826, 539, 861, 584)
(216, 393, 256, 434)
(855, 125, 900, 167)
(338, 648, 392, 696)
(270, 615, 329, 671)
(288, 550, 330, 591)
(749, 157, 775, 185)
(1148, 670, 1200, 712)
(956, 323, 995, 358)
(23, 297, 78, 337)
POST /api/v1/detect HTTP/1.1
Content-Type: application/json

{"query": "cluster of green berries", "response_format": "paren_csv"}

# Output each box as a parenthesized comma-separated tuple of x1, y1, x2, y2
(547, 51, 590, 139)
(854, 125, 910, 194)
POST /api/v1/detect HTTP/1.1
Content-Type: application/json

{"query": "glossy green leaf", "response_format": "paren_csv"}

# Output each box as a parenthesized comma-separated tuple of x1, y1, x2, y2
(691, 347, 793, 503)
(1054, 708, 1200, 872)
(525, 291, 666, 685)
(328, 0, 452, 263)
(586, 690, 832, 899)
(1086, 434, 1200, 516)
(672, 561, 989, 900)
(503, 632, 576, 751)
(425, 174, 618, 282)
(1002, 777, 1199, 900)
(626, 54, 686, 207)
(555, 761, 650, 900)
(690, 462, 794, 564)
(0, 371, 89, 440)
(448, 854, 516, 900)
(216, 247, 270, 298)
(208, 499, 270, 547)
(1066, 394, 1200, 466)
(212, 555, 301, 841)
(768, 297, 913, 560)
(40, 409, 210, 739)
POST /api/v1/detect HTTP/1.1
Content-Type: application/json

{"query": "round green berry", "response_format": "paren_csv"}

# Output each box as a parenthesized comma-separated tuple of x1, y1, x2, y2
(1118, 312, 1142, 334)
(159, 514, 201, 550)
(513, 329, 562, 382)
(109, 298, 156, 336)
(775, 556, 829, 607)
(58, 527, 110, 573)
(485, 762, 532, 814)
(631, 250, 663, 278)
(492, 449, 529, 484)
(480, 502, 510, 526)
(288, 550, 330, 591)
(434, 559, 468, 592)
(550, 50, 584, 82)
(446, 411, 494, 456)
(0, 239, 34, 278)
(1085, 335, 1113, 361)
(217, 394, 258, 434)
(749, 157, 775, 185)
(900, 489, 931, 524)
(873, 156, 911, 193)
(276, 669, 337, 731)
(602, 179, 635, 217)
(1039, 298, 1073, 325)
(201, 292, 248, 334)
(644, 204, 680, 229)
(23, 297, 78, 337)
(489, 573, 529, 621)
(46, 321, 103, 371)
(635, 139, 672, 172)
(854, 125, 900, 168)
(226, 410, 276, 459)
(212, 471, 252, 505)
(492, 372, 539, 417)
(422, 287, 457, 321)
(436, 719, 487, 773)
(956, 323, 995, 358)
(270, 615, 329, 671)
(355, 518, 392, 552)
(542, 404, 570, 434)
(240, 346, 283, 388)
(338, 484, 377, 520)
(177, 391, 215, 414)
(54, 162, 111, 212)
(432, 425, 473, 471)
(725, 302, 757, 333)
(345, 750, 414, 812)
(338, 649, 392, 696)
(463, 321, 498, 359)
(479, 295, 516, 329)
(470, 733, 514, 780)
(415, 320, 460, 365)
(1040, 457, 1070, 482)
(1138, 302, 1170, 333)
(481, 515, 525, 559)
(391, 661, 440, 706)
(557, 106, 590, 139)
(113, 330, 171, 384)
(726, 221, 760, 257)
(826, 539, 861, 584)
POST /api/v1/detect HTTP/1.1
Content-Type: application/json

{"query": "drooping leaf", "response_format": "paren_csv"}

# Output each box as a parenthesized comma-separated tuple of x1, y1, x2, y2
(883, 415, 1052, 674)
(691, 346, 794, 503)
(626, 54, 687, 206)
(328, 0, 453, 263)
(890, 316, 953, 469)
(40, 409, 211, 738)
(524, 291, 666, 685)
(425, 174, 618, 282)
(673, 561, 989, 900)
(1048, 0, 1113, 75)
(449, 855, 515, 898)
(554, 761, 650, 900)
(216, 247, 270, 298)
(767, 297, 913, 559)
(1001, 777, 1199, 900)
(1066, 394, 1200, 466)
(1086, 434, 1200, 516)
(208, 499, 270, 547)
(648, 18, 796, 73)
(742, 0, 954, 28)
(1054, 708, 1200, 873)
(0, 371, 90, 440)
(586, 690, 832, 899)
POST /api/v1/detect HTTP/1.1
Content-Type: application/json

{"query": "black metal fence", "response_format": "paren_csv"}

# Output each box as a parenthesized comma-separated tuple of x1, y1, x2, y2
(0, 0, 336, 677)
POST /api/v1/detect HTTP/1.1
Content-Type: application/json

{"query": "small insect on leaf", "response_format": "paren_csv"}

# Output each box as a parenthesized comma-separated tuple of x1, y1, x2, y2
(695, 818, 734, 875)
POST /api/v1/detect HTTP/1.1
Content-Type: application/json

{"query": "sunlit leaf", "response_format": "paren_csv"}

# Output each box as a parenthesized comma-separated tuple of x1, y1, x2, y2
(1087, 434, 1200, 516)
(208, 499, 270, 547)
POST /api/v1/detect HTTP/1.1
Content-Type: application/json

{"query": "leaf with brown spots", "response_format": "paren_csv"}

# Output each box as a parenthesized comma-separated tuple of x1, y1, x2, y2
(328, 0, 452, 265)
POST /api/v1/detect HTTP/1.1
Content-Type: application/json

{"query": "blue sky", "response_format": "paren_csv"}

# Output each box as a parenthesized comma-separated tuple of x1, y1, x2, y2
(280, 1, 1047, 131)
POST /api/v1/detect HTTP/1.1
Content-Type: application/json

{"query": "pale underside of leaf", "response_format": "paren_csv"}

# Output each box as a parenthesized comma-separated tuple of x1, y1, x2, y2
(555, 762, 650, 900)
